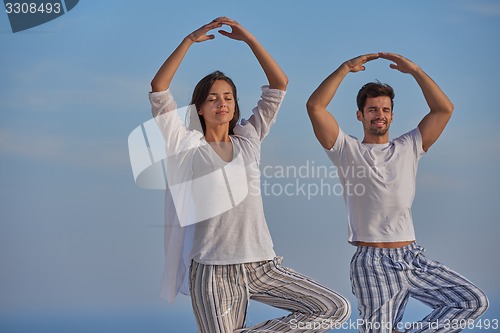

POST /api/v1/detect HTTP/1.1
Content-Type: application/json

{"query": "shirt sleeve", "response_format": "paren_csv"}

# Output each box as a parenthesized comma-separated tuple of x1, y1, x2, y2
(394, 127, 426, 160)
(324, 127, 347, 166)
(239, 86, 286, 141)
(149, 89, 202, 157)
(149, 88, 179, 117)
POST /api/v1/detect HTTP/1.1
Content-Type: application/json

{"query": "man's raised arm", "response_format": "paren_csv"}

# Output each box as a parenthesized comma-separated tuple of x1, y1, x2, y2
(379, 52, 454, 152)
(306, 53, 380, 149)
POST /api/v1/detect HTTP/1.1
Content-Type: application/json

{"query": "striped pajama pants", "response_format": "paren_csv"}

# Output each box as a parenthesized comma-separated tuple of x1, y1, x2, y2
(350, 243, 488, 333)
(189, 256, 351, 332)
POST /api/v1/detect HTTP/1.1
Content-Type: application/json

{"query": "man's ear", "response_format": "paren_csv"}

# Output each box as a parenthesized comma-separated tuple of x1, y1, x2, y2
(356, 110, 363, 121)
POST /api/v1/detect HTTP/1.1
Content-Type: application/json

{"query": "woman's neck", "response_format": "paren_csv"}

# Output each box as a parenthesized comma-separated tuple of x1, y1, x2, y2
(204, 126, 230, 143)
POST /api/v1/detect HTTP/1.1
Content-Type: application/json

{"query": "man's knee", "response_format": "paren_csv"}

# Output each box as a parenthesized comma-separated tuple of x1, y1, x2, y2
(470, 288, 489, 318)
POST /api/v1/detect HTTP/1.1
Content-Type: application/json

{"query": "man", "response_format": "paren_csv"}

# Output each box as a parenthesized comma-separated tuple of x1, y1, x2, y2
(306, 52, 488, 333)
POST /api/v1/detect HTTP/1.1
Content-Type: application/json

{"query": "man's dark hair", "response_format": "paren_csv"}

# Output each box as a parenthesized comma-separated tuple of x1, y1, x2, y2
(356, 81, 395, 114)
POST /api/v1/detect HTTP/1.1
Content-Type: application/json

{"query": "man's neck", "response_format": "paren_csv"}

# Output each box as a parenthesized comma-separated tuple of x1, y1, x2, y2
(362, 133, 390, 144)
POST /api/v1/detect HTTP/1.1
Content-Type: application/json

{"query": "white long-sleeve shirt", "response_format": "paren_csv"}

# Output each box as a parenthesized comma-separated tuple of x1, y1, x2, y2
(149, 86, 286, 302)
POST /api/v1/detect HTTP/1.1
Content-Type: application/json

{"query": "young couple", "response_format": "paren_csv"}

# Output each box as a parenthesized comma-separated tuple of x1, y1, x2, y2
(149, 17, 488, 333)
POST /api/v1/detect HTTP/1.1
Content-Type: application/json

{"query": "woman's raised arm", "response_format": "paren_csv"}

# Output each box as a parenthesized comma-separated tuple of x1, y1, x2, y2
(151, 20, 222, 92)
(216, 17, 288, 91)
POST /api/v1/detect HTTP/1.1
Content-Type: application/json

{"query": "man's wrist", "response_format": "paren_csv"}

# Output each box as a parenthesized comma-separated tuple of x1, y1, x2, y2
(338, 62, 352, 75)
(408, 64, 422, 77)
(183, 35, 196, 45)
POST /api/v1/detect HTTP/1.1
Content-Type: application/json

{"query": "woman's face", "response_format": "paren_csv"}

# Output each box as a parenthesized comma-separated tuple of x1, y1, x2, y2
(198, 80, 236, 130)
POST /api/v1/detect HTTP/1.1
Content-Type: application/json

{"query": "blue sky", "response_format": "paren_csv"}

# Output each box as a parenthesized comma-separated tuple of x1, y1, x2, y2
(1, 0, 499, 331)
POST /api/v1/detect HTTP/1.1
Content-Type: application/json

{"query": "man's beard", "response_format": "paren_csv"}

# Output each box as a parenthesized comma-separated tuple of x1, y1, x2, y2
(369, 127, 389, 136)
(368, 119, 390, 136)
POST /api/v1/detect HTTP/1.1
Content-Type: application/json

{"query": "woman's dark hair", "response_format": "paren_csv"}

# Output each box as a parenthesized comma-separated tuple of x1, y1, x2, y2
(190, 71, 240, 135)
(356, 81, 395, 114)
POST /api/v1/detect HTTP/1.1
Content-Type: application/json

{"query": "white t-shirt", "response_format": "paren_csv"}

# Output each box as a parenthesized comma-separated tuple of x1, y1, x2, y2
(325, 128, 425, 243)
(149, 86, 285, 301)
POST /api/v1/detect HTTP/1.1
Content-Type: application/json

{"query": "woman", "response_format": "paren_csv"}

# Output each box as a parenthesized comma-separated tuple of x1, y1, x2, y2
(150, 17, 350, 332)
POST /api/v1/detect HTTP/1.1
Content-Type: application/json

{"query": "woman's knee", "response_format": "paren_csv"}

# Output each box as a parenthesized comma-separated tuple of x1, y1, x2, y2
(322, 293, 352, 324)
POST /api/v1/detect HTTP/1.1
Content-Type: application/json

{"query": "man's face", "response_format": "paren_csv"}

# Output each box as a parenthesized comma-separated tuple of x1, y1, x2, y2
(357, 96, 393, 136)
